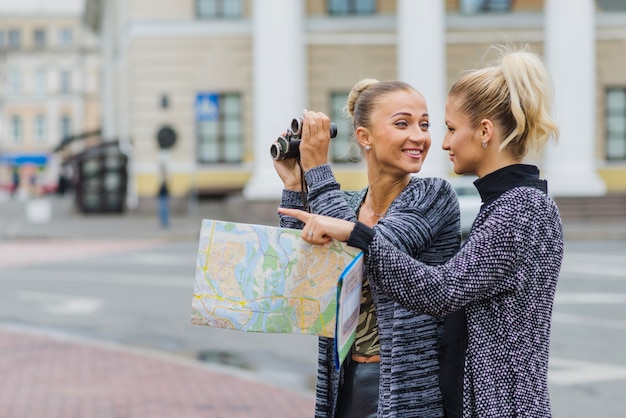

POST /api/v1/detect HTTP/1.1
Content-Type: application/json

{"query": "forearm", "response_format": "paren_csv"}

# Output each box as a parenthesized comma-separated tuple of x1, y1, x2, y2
(355, 223, 518, 317)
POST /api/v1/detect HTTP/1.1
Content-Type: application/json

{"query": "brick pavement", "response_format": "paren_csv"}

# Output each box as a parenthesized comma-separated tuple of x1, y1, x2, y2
(0, 326, 314, 418)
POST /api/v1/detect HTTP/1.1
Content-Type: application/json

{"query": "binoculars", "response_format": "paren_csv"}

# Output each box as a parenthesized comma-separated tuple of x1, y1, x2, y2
(270, 117, 338, 161)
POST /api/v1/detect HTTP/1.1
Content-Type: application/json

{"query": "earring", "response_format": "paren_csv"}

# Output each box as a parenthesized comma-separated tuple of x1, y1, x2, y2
(365, 146, 371, 151)
(482, 142, 488, 148)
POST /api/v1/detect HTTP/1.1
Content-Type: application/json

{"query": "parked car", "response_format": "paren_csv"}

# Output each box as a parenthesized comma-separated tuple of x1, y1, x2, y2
(449, 176, 482, 237)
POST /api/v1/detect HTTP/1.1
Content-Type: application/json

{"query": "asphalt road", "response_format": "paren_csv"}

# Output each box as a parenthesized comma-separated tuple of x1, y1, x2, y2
(1, 223, 625, 416)
(0, 239, 320, 394)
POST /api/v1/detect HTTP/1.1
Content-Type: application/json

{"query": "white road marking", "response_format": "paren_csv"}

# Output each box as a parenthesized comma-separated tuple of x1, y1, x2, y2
(17, 291, 103, 315)
(120, 253, 194, 266)
(560, 263, 626, 278)
(564, 253, 626, 264)
(555, 293, 626, 304)
(3, 271, 192, 288)
(552, 313, 626, 330)
(549, 357, 626, 385)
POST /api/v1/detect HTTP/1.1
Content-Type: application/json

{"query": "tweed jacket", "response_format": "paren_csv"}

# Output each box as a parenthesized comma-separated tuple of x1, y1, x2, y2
(279, 164, 461, 418)
(358, 165, 564, 417)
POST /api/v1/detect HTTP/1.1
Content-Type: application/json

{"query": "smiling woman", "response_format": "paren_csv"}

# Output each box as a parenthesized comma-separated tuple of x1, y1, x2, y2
(274, 78, 461, 417)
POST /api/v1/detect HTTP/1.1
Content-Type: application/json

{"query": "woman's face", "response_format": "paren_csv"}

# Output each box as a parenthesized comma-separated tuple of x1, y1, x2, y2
(443, 95, 484, 176)
(364, 89, 431, 176)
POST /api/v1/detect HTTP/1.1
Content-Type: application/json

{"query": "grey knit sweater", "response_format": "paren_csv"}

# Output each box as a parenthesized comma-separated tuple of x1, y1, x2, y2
(279, 164, 461, 417)
(353, 165, 564, 417)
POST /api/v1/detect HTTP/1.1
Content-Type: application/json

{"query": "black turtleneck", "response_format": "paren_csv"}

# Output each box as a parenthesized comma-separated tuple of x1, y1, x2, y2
(439, 163, 548, 418)
(474, 164, 547, 210)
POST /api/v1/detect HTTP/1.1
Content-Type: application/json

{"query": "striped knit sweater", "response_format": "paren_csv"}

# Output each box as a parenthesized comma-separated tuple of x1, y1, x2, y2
(279, 164, 461, 418)
(354, 165, 564, 417)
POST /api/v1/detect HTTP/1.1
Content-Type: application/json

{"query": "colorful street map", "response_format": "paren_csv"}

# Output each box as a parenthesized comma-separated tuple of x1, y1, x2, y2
(191, 219, 363, 337)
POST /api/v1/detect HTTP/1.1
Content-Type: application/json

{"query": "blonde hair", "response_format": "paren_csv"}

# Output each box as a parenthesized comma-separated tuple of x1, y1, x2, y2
(346, 78, 420, 131)
(449, 45, 559, 159)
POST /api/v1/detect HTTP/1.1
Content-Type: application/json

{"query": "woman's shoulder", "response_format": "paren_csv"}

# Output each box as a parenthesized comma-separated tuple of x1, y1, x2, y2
(480, 186, 562, 234)
(403, 176, 457, 203)
(386, 177, 459, 220)
(410, 176, 455, 191)
(497, 184, 557, 213)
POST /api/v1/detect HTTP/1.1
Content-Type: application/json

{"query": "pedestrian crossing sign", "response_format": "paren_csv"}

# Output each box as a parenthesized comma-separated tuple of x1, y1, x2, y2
(195, 93, 219, 121)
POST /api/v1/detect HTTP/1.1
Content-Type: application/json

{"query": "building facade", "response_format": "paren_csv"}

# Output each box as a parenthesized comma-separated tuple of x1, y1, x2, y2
(82, 0, 626, 209)
(0, 0, 101, 197)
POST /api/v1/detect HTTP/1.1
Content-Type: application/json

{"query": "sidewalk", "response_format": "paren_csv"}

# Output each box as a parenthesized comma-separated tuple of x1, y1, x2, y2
(2, 194, 625, 242)
(0, 194, 283, 242)
(0, 325, 314, 418)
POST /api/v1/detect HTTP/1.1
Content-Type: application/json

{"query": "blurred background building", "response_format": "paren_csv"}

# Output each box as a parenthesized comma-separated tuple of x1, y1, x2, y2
(2, 0, 626, 215)
(0, 0, 101, 201)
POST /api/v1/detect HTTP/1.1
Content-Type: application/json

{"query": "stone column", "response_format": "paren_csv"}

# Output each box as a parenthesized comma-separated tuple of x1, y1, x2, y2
(100, 0, 117, 141)
(397, 0, 448, 179)
(243, 0, 306, 200)
(543, 0, 606, 196)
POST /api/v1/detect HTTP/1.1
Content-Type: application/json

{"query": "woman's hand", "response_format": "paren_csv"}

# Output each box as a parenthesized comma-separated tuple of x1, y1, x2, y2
(278, 208, 356, 244)
(273, 150, 302, 191)
(299, 110, 331, 171)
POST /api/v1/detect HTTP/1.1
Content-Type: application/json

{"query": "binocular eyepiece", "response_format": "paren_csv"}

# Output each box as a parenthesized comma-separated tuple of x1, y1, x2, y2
(270, 117, 338, 161)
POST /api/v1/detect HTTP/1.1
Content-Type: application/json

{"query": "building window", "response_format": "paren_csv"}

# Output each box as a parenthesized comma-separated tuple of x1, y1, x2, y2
(8, 68, 21, 94)
(34, 29, 46, 48)
(606, 88, 626, 161)
(597, 0, 626, 11)
(460, 0, 512, 14)
(58, 28, 73, 47)
(197, 93, 243, 163)
(196, 0, 243, 19)
(34, 115, 47, 144)
(10, 116, 23, 143)
(8, 29, 21, 49)
(35, 68, 47, 95)
(60, 70, 72, 94)
(328, 0, 376, 15)
(61, 115, 72, 140)
(329, 91, 361, 163)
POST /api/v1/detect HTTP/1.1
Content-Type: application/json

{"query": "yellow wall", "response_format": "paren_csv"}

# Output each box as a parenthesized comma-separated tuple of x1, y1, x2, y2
(598, 168, 626, 192)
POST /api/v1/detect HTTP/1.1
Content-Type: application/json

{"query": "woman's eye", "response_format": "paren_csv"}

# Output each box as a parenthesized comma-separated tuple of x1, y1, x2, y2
(395, 120, 408, 127)
(420, 122, 431, 130)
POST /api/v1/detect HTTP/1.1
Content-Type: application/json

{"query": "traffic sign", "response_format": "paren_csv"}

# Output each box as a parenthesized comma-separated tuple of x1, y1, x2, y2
(195, 92, 219, 121)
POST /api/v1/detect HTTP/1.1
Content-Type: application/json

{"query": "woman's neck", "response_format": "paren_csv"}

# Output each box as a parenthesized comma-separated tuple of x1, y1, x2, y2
(476, 155, 522, 179)
(365, 174, 411, 216)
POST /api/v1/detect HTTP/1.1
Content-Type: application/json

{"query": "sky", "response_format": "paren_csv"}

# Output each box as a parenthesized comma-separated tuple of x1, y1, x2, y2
(0, 0, 83, 14)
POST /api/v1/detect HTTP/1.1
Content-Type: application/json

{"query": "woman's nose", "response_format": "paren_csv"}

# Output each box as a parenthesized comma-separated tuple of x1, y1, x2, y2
(442, 136, 450, 150)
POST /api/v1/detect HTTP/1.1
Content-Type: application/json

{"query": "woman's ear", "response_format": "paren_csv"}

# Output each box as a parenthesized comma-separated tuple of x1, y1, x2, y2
(480, 119, 494, 146)
(355, 126, 370, 149)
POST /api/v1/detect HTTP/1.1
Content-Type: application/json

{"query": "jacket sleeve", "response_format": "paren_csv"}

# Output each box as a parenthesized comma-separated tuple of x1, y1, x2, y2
(305, 164, 358, 221)
(366, 193, 544, 317)
(278, 189, 306, 229)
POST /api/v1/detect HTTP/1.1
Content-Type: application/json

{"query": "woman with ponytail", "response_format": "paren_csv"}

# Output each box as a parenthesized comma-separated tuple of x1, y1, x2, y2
(280, 45, 564, 417)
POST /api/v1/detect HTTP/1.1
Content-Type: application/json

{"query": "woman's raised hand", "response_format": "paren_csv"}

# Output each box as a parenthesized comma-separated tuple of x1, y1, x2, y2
(299, 110, 332, 171)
